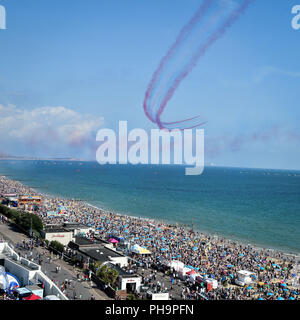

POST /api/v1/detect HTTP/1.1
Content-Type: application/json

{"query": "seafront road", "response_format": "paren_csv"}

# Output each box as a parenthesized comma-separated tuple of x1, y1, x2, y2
(0, 221, 112, 300)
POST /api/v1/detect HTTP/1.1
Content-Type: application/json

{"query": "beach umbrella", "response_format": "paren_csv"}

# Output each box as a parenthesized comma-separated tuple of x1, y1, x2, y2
(258, 298, 264, 300)
(186, 265, 194, 269)
(227, 264, 234, 268)
(260, 267, 265, 271)
(161, 237, 166, 241)
(193, 247, 198, 251)
(239, 254, 244, 257)
(160, 248, 167, 251)
(283, 288, 288, 292)
(267, 292, 273, 296)
(288, 297, 295, 300)
(277, 297, 285, 300)
(281, 283, 287, 287)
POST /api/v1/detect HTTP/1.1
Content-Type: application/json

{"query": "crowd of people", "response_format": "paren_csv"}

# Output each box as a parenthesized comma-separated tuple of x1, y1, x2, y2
(0, 175, 299, 300)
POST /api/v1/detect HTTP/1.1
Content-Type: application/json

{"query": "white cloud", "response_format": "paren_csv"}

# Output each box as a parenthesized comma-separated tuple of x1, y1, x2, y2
(252, 66, 300, 83)
(0, 104, 104, 159)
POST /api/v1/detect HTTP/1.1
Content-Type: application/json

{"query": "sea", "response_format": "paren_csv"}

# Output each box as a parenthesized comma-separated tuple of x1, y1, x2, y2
(0, 160, 299, 255)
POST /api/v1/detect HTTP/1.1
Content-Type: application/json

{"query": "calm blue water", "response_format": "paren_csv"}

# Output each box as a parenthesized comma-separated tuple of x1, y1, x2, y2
(0, 160, 300, 254)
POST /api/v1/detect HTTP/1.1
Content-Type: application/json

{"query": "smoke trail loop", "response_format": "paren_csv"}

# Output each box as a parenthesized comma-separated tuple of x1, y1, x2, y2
(143, 0, 254, 130)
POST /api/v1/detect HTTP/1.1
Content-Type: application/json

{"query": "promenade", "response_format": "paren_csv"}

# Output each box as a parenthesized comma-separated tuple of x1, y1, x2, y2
(1, 175, 299, 300)
(0, 220, 112, 300)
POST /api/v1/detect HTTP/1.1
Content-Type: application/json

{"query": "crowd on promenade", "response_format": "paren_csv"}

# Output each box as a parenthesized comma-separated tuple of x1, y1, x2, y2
(0, 175, 299, 300)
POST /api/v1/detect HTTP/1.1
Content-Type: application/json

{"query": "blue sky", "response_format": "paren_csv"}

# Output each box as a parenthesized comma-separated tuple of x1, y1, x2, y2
(0, 0, 299, 169)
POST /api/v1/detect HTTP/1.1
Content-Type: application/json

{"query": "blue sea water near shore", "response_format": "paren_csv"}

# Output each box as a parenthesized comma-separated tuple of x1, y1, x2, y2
(0, 160, 300, 254)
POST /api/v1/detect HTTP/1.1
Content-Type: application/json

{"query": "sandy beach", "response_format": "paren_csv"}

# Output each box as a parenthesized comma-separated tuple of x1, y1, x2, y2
(0, 175, 299, 300)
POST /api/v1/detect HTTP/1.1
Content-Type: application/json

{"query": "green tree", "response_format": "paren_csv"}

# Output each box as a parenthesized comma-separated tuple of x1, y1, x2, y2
(0, 205, 43, 236)
(49, 240, 64, 253)
(97, 264, 119, 286)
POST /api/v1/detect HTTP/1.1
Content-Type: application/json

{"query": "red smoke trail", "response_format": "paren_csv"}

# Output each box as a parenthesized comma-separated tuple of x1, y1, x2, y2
(143, 0, 214, 123)
(144, 0, 254, 130)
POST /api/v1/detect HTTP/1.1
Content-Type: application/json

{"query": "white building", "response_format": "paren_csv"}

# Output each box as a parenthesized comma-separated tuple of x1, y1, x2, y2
(118, 274, 142, 293)
(235, 270, 255, 286)
(0, 241, 67, 299)
(41, 226, 74, 246)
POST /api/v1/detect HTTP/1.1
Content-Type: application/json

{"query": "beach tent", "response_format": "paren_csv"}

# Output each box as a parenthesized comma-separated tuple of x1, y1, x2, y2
(5, 273, 21, 292)
(0, 269, 20, 293)
(130, 244, 151, 255)
(168, 260, 184, 272)
(187, 269, 196, 275)
(206, 278, 218, 289)
(178, 267, 192, 278)
(139, 247, 151, 254)
(23, 293, 42, 300)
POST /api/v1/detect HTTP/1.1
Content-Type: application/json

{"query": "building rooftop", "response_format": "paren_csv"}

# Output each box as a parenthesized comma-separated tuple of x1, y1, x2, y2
(63, 222, 90, 229)
(43, 227, 70, 233)
(79, 246, 125, 263)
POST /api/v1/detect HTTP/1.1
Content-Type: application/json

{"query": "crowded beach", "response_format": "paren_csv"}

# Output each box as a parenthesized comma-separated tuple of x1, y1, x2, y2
(0, 175, 299, 300)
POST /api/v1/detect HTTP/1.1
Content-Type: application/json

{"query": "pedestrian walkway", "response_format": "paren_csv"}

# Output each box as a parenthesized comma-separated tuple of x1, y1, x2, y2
(0, 222, 112, 300)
